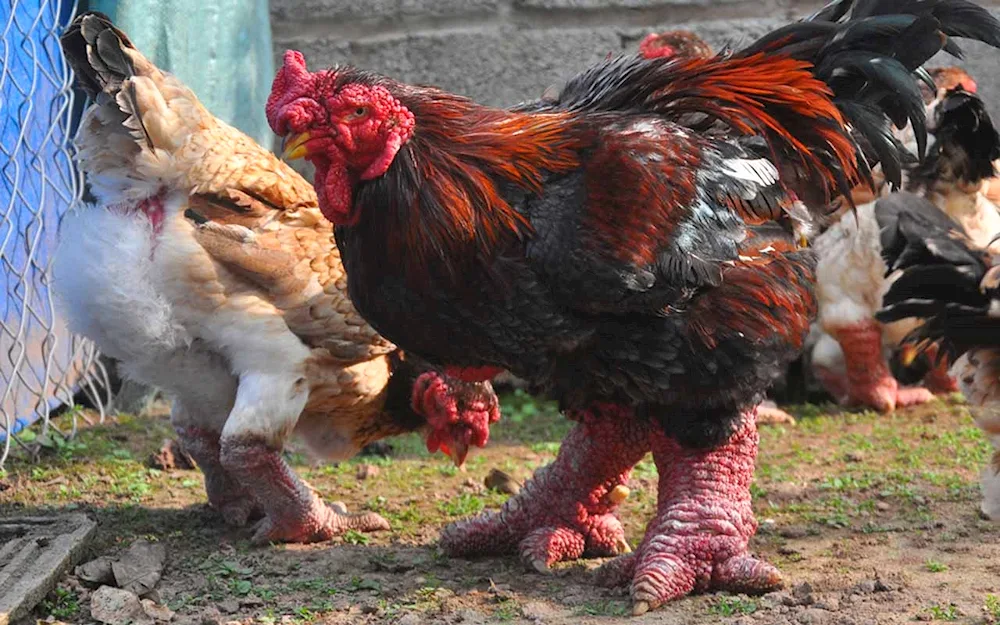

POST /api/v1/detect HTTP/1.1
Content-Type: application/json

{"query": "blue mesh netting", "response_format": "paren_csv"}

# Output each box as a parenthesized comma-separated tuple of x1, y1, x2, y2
(0, 0, 102, 464)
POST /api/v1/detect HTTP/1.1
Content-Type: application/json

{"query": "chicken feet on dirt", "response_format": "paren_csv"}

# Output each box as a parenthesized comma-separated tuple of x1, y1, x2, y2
(832, 321, 934, 412)
(440, 404, 648, 570)
(220, 436, 390, 544)
(597, 410, 782, 615)
(175, 425, 262, 527)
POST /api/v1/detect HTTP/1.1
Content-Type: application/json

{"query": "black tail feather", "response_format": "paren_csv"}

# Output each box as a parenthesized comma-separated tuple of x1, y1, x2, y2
(60, 12, 138, 99)
(742, 0, 1000, 193)
(874, 192, 999, 359)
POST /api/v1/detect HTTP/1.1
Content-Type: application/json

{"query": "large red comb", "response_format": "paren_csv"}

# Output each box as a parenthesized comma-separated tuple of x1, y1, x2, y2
(266, 50, 319, 135)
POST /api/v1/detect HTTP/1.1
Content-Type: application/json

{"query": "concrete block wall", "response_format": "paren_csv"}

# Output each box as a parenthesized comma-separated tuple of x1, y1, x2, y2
(271, 0, 1000, 117)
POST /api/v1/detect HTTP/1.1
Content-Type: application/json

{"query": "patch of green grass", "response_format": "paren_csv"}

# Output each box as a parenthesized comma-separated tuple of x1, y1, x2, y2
(925, 559, 949, 573)
(437, 493, 485, 517)
(986, 594, 1000, 623)
(577, 599, 629, 616)
(927, 603, 960, 621)
(710, 596, 758, 617)
(343, 529, 371, 545)
(40, 587, 80, 619)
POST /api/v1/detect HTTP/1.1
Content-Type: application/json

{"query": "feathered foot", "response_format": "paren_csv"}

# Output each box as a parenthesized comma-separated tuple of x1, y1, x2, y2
(596, 411, 782, 614)
(175, 426, 262, 527)
(833, 321, 934, 412)
(439, 404, 649, 571)
(219, 437, 390, 544)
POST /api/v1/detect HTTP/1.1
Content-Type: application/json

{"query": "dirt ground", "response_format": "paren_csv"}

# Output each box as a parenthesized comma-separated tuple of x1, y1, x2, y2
(3, 392, 1000, 625)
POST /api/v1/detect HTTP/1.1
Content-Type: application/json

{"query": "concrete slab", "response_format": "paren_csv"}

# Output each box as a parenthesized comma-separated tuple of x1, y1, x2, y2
(0, 514, 97, 625)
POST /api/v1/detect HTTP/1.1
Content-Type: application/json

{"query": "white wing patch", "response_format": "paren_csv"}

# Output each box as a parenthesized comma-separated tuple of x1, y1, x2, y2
(720, 158, 779, 187)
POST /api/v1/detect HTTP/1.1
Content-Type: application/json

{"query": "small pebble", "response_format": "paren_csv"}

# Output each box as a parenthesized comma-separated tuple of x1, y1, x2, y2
(797, 608, 830, 625)
(780, 525, 809, 539)
(356, 464, 380, 480)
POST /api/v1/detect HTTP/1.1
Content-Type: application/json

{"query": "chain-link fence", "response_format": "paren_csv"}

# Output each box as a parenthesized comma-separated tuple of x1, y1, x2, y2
(1, 0, 108, 468)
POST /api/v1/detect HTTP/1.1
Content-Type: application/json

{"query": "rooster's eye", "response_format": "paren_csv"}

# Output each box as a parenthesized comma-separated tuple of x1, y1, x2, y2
(349, 106, 369, 120)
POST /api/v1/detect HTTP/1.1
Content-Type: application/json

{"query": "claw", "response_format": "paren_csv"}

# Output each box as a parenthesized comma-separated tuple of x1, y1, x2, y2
(615, 536, 632, 554)
(608, 484, 630, 505)
(632, 601, 650, 616)
(531, 559, 551, 574)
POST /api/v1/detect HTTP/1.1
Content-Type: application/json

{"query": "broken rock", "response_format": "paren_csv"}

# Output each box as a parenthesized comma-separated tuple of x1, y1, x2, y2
(484, 469, 521, 495)
(75, 556, 116, 586)
(112, 539, 166, 596)
(91, 586, 153, 625)
(141, 599, 176, 622)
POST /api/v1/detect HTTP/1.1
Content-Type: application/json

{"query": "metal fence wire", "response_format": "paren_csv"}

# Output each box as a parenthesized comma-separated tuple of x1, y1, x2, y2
(1, 0, 108, 468)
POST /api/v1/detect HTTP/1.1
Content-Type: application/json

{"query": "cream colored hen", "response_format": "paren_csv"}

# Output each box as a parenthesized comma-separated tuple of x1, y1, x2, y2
(53, 12, 499, 544)
(812, 67, 1000, 412)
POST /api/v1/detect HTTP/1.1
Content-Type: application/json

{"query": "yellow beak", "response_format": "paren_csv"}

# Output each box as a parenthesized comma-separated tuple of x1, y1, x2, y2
(900, 344, 920, 368)
(281, 132, 312, 161)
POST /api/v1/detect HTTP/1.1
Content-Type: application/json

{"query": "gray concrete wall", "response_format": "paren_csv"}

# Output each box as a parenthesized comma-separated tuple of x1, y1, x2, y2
(270, 0, 1000, 117)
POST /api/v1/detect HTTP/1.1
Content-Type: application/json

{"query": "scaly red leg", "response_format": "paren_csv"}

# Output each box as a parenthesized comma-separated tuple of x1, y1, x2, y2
(832, 320, 933, 412)
(175, 426, 261, 527)
(220, 437, 389, 544)
(439, 404, 649, 571)
(597, 411, 782, 615)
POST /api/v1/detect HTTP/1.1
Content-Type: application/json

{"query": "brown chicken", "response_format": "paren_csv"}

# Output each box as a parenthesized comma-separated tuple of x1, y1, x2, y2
(52, 12, 499, 544)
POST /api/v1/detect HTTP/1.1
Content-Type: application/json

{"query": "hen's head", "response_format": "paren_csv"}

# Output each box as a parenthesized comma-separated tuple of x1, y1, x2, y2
(267, 50, 415, 225)
(638, 29, 713, 60)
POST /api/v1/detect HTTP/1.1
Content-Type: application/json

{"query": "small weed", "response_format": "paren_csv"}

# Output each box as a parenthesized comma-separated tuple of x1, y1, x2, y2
(229, 579, 253, 596)
(927, 604, 959, 621)
(348, 576, 382, 593)
(925, 559, 949, 573)
(710, 596, 758, 617)
(986, 595, 1000, 623)
(343, 530, 371, 545)
(41, 587, 80, 619)
(493, 598, 519, 622)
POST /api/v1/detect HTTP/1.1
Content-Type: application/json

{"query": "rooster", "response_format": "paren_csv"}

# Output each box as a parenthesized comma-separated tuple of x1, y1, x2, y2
(876, 196, 1000, 519)
(52, 12, 500, 544)
(266, 0, 1000, 612)
(813, 73, 1000, 411)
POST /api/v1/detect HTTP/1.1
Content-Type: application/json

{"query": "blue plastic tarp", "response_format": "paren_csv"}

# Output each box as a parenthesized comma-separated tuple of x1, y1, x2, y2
(1, 0, 87, 438)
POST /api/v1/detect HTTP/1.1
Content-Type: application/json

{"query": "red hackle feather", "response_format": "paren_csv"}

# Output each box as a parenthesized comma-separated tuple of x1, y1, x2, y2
(393, 92, 583, 275)
(646, 53, 862, 204)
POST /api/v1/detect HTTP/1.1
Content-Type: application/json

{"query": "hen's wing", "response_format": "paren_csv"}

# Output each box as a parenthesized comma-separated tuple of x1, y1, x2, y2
(62, 13, 395, 363)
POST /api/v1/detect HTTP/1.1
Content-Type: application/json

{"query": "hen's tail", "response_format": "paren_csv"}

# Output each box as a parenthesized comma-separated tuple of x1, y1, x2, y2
(60, 12, 211, 201)
(874, 192, 1000, 360)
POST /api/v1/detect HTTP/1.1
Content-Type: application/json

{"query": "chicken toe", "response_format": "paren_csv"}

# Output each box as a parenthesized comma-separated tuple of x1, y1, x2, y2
(220, 436, 389, 544)
(597, 411, 782, 612)
(439, 404, 648, 570)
